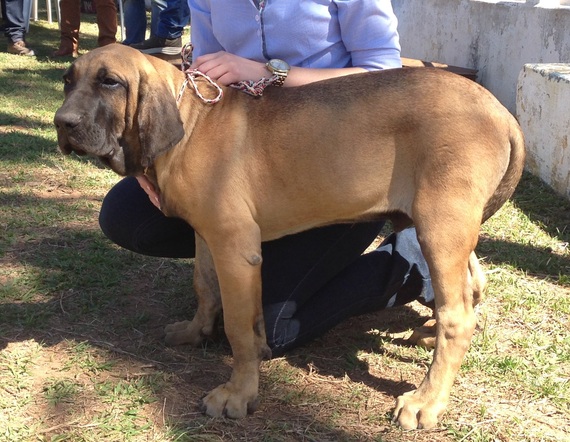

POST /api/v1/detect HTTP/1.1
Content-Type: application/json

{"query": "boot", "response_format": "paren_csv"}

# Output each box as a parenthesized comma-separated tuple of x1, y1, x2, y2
(8, 40, 35, 56)
(94, 0, 117, 47)
(53, 0, 80, 57)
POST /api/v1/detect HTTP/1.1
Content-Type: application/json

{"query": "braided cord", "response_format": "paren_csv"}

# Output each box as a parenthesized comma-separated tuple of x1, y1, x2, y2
(177, 43, 223, 104)
(177, 43, 277, 102)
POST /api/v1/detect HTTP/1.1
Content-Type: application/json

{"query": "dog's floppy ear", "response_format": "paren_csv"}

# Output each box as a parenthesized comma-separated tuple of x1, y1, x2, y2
(137, 77, 185, 168)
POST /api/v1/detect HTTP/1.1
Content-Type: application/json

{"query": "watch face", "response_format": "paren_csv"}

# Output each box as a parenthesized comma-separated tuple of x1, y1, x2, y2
(270, 59, 290, 72)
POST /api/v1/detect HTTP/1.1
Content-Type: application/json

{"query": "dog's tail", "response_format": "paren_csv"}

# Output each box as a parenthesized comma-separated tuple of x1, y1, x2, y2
(482, 118, 526, 223)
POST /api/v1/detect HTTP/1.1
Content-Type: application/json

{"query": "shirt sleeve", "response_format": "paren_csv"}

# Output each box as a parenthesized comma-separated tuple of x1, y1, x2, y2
(188, 0, 224, 59)
(334, 0, 402, 70)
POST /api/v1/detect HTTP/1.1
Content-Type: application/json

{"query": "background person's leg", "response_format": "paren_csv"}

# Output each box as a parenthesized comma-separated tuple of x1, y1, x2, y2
(155, 0, 188, 39)
(3, 0, 34, 55)
(122, 0, 147, 44)
(130, 0, 187, 53)
(94, 0, 117, 46)
(54, 0, 80, 56)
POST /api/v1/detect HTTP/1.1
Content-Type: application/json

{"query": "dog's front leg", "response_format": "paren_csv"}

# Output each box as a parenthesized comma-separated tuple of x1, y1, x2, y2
(165, 234, 221, 346)
(201, 227, 271, 418)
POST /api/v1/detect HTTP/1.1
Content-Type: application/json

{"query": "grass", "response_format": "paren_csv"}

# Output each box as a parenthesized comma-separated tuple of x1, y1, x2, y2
(1, 12, 569, 442)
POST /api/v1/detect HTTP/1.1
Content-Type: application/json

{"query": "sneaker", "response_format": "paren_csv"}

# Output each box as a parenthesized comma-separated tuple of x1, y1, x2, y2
(7, 40, 35, 56)
(130, 35, 182, 55)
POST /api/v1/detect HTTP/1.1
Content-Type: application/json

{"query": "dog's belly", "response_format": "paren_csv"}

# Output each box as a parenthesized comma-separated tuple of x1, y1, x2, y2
(254, 187, 414, 242)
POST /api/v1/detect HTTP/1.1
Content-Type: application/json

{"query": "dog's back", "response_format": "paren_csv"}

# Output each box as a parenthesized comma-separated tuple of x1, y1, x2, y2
(206, 68, 526, 238)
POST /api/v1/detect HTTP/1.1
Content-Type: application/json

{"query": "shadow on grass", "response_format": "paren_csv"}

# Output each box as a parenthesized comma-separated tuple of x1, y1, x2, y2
(2, 169, 570, 440)
(478, 171, 570, 280)
(0, 64, 66, 93)
(512, 171, 570, 242)
(0, 115, 113, 178)
(1, 192, 433, 440)
(284, 304, 429, 394)
(2, 191, 397, 439)
(478, 236, 570, 280)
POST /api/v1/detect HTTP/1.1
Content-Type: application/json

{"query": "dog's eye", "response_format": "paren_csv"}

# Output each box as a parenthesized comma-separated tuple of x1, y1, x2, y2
(101, 77, 121, 88)
(62, 74, 74, 87)
(62, 75, 74, 93)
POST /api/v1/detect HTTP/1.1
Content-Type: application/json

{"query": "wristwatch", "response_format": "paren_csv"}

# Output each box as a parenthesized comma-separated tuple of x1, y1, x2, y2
(266, 59, 290, 87)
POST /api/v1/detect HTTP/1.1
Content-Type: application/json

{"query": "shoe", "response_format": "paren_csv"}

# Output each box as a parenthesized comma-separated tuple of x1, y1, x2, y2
(52, 47, 79, 58)
(7, 40, 35, 56)
(130, 35, 182, 55)
(53, 37, 79, 58)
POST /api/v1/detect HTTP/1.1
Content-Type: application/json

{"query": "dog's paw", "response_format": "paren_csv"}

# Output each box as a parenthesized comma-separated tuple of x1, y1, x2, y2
(393, 390, 445, 430)
(408, 318, 437, 349)
(164, 320, 206, 346)
(201, 382, 259, 419)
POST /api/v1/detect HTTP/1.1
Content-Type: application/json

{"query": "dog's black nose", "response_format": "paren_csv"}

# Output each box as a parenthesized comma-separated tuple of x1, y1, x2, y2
(54, 108, 82, 130)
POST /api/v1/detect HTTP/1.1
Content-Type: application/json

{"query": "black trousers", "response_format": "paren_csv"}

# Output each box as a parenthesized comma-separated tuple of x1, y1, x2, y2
(99, 177, 434, 356)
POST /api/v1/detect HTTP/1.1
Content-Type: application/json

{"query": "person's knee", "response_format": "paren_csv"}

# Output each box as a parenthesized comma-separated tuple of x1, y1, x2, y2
(98, 188, 124, 246)
(98, 177, 141, 249)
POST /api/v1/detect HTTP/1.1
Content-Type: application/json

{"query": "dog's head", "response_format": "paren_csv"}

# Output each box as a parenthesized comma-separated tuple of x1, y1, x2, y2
(53, 44, 185, 176)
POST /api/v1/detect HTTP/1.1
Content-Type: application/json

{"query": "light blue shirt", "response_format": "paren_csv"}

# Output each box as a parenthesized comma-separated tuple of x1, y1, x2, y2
(188, 0, 402, 70)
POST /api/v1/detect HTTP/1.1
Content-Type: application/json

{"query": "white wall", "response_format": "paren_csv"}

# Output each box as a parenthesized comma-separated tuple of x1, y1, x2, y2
(517, 64, 570, 198)
(392, 0, 570, 197)
(392, 0, 570, 113)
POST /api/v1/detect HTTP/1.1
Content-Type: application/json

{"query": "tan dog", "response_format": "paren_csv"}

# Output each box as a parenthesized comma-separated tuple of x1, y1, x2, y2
(54, 44, 525, 430)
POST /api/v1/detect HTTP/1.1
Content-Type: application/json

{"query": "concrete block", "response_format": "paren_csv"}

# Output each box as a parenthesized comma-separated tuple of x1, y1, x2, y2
(393, 0, 570, 113)
(516, 63, 570, 198)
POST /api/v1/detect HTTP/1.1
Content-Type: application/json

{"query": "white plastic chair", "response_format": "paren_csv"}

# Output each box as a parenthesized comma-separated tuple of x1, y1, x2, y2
(31, 0, 59, 24)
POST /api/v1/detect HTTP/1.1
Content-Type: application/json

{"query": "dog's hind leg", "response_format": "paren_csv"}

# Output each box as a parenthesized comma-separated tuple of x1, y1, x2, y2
(468, 250, 486, 308)
(393, 206, 481, 429)
(164, 234, 222, 346)
(408, 251, 485, 350)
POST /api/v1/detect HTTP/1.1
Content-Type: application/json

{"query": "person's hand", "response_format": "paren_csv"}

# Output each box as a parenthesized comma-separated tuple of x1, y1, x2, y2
(136, 175, 161, 210)
(192, 51, 367, 87)
(191, 51, 268, 86)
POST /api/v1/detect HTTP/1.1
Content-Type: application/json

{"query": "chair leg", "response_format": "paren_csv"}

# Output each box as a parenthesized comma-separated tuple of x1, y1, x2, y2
(56, 0, 61, 29)
(31, 0, 38, 21)
(46, 0, 52, 24)
(117, 0, 125, 42)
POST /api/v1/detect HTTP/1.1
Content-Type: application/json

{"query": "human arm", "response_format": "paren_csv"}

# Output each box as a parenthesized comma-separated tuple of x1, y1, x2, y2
(191, 51, 367, 87)
(188, 0, 401, 87)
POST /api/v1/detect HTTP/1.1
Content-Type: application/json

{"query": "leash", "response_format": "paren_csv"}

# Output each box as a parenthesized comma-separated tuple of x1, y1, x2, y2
(177, 43, 278, 105)
(229, 75, 279, 96)
(177, 44, 223, 105)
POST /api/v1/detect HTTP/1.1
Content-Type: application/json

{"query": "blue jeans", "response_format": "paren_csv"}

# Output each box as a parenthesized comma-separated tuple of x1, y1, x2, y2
(3, 0, 32, 42)
(154, 0, 189, 39)
(123, 0, 162, 44)
(99, 177, 434, 356)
